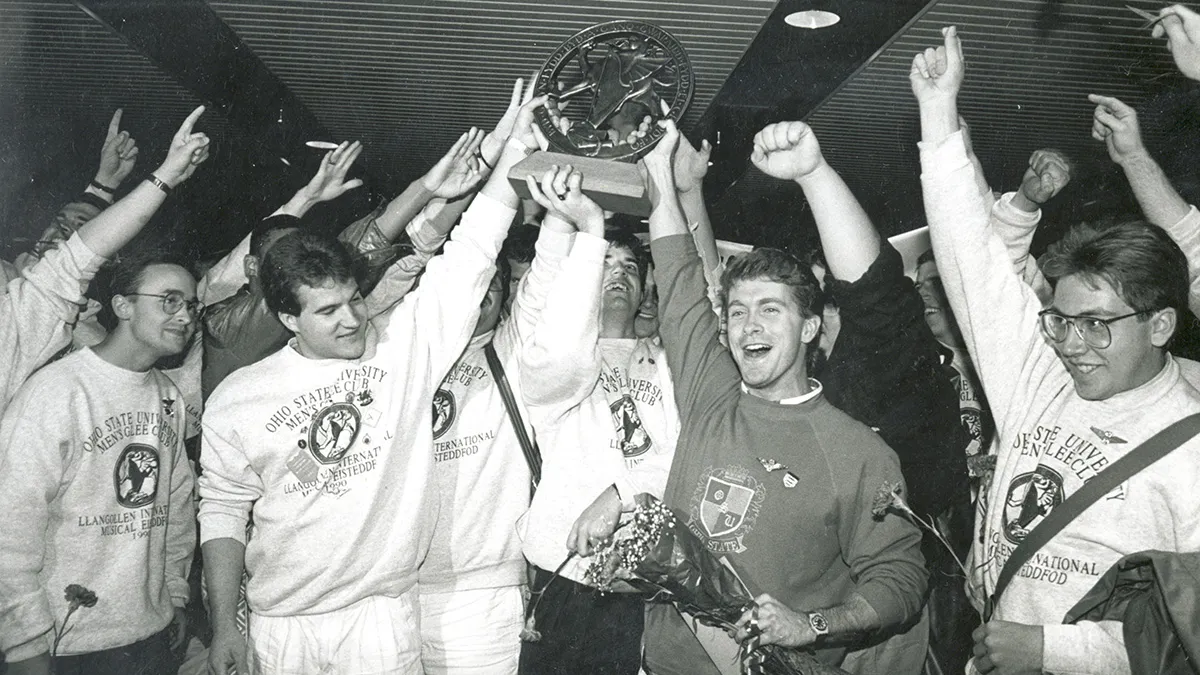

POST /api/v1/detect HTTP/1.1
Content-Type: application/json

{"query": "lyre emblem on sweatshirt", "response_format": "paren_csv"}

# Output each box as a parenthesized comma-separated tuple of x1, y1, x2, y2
(610, 395, 651, 457)
(161, 398, 176, 418)
(309, 403, 361, 465)
(432, 389, 456, 440)
(1089, 426, 1127, 445)
(113, 444, 160, 509)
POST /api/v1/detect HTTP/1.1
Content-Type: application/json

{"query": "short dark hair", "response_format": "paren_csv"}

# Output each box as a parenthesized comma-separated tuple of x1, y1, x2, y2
(250, 216, 300, 259)
(604, 228, 651, 287)
(719, 247, 823, 319)
(916, 248, 937, 269)
(261, 232, 358, 316)
(1040, 219, 1188, 317)
(98, 247, 194, 330)
(494, 254, 513, 306)
(500, 224, 539, 266)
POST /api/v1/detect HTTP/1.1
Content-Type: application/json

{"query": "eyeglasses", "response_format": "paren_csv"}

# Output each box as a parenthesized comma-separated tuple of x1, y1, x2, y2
(1037, 308, 1151, 349)
(124, 292, 205, 318)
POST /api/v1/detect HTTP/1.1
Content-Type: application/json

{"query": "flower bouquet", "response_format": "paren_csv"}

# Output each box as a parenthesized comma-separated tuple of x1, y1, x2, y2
(563, 495, 849, 675)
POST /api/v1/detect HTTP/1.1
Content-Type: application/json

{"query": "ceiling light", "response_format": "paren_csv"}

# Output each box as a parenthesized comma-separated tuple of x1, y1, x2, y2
(784, 10, 840, 29)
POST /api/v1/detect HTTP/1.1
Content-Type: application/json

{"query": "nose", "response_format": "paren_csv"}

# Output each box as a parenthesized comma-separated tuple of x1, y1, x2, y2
(1058, 321, 1089, 356)
(339, 304, 364, 329)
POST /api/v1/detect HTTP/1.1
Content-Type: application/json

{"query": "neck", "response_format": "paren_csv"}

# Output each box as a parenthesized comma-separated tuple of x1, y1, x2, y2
(599, 306, 636, 339)
(92, 329, 160, 372)
(745, 370, 811, 402)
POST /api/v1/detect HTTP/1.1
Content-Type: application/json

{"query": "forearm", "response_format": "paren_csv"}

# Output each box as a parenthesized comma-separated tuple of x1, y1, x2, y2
(75, 177, 170, 258)
(1121, 153, 1191, 229)
(480, 140, 533, 209)
(816, 592, 881, 642)
(201, 537, 247, 632)
(371, 180, 438, 242)
(919, 99, 961, 146)
(510, 224, 573, 341)
(678, 189, 719, 281)
(166, 457, 197, 606)
(648, 186, 689, 241)
(270, 187, 322, 220)
(797, 162, 880, 282)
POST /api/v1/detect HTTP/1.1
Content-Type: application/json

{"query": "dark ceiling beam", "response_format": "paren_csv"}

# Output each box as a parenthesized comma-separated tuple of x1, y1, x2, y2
(698, 0, 935, 215)
(72, 0, 375, 184)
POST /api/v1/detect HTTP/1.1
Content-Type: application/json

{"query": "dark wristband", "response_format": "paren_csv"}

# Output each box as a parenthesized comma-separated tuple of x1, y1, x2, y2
(147, 175, 172, 194)
(89, 179, 116, 193)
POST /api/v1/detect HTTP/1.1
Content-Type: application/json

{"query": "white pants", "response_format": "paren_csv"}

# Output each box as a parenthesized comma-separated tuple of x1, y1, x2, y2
(249, 591, 423, 675)
(419, 586, 524, 675)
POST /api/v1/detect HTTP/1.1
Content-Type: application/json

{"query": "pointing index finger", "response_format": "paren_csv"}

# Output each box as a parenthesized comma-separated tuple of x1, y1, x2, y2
(176, 105, 206, 140)
(107, 109, 124, 140)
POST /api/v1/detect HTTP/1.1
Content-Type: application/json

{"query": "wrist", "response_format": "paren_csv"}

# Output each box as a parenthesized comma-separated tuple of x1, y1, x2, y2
(1010, 190, 1041, 213)
(919, 103, 960, 143)
(152, 164, 182, 189)
(794, 158, 832, 186)
(91, 174, 120, 191)
(1118, 150, 1156, 173)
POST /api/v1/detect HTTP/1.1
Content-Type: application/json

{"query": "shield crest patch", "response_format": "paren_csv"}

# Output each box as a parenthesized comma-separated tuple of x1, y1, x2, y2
(700, 477, 755, 538)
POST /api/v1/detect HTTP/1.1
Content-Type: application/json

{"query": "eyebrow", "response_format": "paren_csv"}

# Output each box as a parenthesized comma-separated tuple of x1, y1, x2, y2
(1048, 306, 1122, 317)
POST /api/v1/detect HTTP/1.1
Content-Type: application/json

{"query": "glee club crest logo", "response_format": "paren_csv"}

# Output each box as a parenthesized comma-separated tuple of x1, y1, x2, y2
(687, 465, 764, 554)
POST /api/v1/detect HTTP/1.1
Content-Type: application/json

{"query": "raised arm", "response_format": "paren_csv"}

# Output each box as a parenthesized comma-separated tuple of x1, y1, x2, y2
(750, 121, 879, 282)
(1089, 93, 1200, 316)
(77, 105, 210, 258)
(911, 28, 1051, 430)
(519, 166, 607, 415)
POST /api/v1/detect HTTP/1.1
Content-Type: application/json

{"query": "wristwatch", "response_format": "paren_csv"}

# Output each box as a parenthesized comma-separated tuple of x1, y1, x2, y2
(807, 611, 830, 640)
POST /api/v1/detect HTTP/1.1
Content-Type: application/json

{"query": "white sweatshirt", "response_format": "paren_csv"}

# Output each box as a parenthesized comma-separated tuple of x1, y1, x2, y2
(520, 232, 680, 584)
(920, 131, 1200, 675)
(0, 233, 103, 418)
(198, 193, 514, 617)
(419, 226, 571, 594)
(0, 348, 195, 661)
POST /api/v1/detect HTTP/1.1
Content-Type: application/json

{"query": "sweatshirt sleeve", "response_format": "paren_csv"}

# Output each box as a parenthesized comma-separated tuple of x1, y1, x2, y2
(0, 232, 104, 415)
(0, 378, 66, 661)
(919, 131, 1055, 437)
(989, 192, 1052, 305)
(198, 232, 252, 306)
(364, 201, 460, 319)
(650, 234, 742, 420)
(508, 227, 573, 345)
(833, 439, 928, 628)
(379, 191, 514, 381)
(164, 388, 197, 607)
(197, 418, 262, 546)
(520, 232, 606, 421)
(1042, 621, 1130, 675)
(1158, 205, 1200, 319)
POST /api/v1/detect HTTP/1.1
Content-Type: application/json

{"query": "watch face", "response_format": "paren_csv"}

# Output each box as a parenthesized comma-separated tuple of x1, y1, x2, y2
(809, 612, 830, 634)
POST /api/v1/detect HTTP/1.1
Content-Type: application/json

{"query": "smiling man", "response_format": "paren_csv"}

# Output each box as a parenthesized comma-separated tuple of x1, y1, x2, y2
(0, 250, 201, 675)
(913, 26, 1200, 675)
(640, 121, 926, 675)
(197, 102, 544, 673)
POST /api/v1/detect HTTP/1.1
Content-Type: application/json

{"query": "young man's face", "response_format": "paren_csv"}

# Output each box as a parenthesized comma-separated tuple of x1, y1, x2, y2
(281, 279, 368, 360)
(916, 259, 962, 349)
(1049, 273, 1172, 401)
(601, 244, 644, 319)
(726, 277, 821, 400)
(122, 264, 199, 359)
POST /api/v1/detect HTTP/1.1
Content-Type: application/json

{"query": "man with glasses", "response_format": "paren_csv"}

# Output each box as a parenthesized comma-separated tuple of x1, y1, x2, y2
(0, 248, 203, 675)
(913, 27, 1200, 675)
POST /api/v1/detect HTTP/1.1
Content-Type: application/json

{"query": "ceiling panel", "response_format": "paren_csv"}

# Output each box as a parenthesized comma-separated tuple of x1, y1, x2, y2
(207, 0, 777, 187)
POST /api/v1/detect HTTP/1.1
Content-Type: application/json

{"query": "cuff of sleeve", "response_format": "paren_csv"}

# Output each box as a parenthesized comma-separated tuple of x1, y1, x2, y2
(1168, 205, 1200, 250)
(918, 130, 970, 174)
(571, 232, 609, 262)
(536, 227, 574, 258)
(197, 511, 250, 546)
(994, 192, 1041, 227)
(5, 630, 52, 662)
(61, 231, 107, 275)
(854, 582, 908, 629)
(78, 191, 112, 210)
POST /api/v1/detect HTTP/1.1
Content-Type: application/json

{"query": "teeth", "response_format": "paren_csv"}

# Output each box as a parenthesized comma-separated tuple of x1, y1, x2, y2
(924, 308, 940, 315)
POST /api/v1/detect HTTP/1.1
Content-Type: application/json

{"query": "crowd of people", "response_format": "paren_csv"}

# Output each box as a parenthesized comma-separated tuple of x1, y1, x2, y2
(4, 4, 1200, 675)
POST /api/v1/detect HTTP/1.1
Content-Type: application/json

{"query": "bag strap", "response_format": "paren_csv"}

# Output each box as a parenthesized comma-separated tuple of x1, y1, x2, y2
(484, 342, 542, 488)
(985, 412, 1200, 620)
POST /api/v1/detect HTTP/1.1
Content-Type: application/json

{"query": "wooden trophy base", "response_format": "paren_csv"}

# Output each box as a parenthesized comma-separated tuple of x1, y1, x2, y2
(508, 151, 650, 217)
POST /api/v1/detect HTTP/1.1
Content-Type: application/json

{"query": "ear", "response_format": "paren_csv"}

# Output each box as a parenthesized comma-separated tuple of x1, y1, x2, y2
(1149, 307, 1178, 348)
(111, 294, 135, 322)
(278, 312, 300, 334)
(244, 254, 259, 279)
(800, 314, 822, 345)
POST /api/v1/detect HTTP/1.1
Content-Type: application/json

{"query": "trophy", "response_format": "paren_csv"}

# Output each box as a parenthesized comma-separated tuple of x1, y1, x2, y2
(508, 20, 694, 216)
